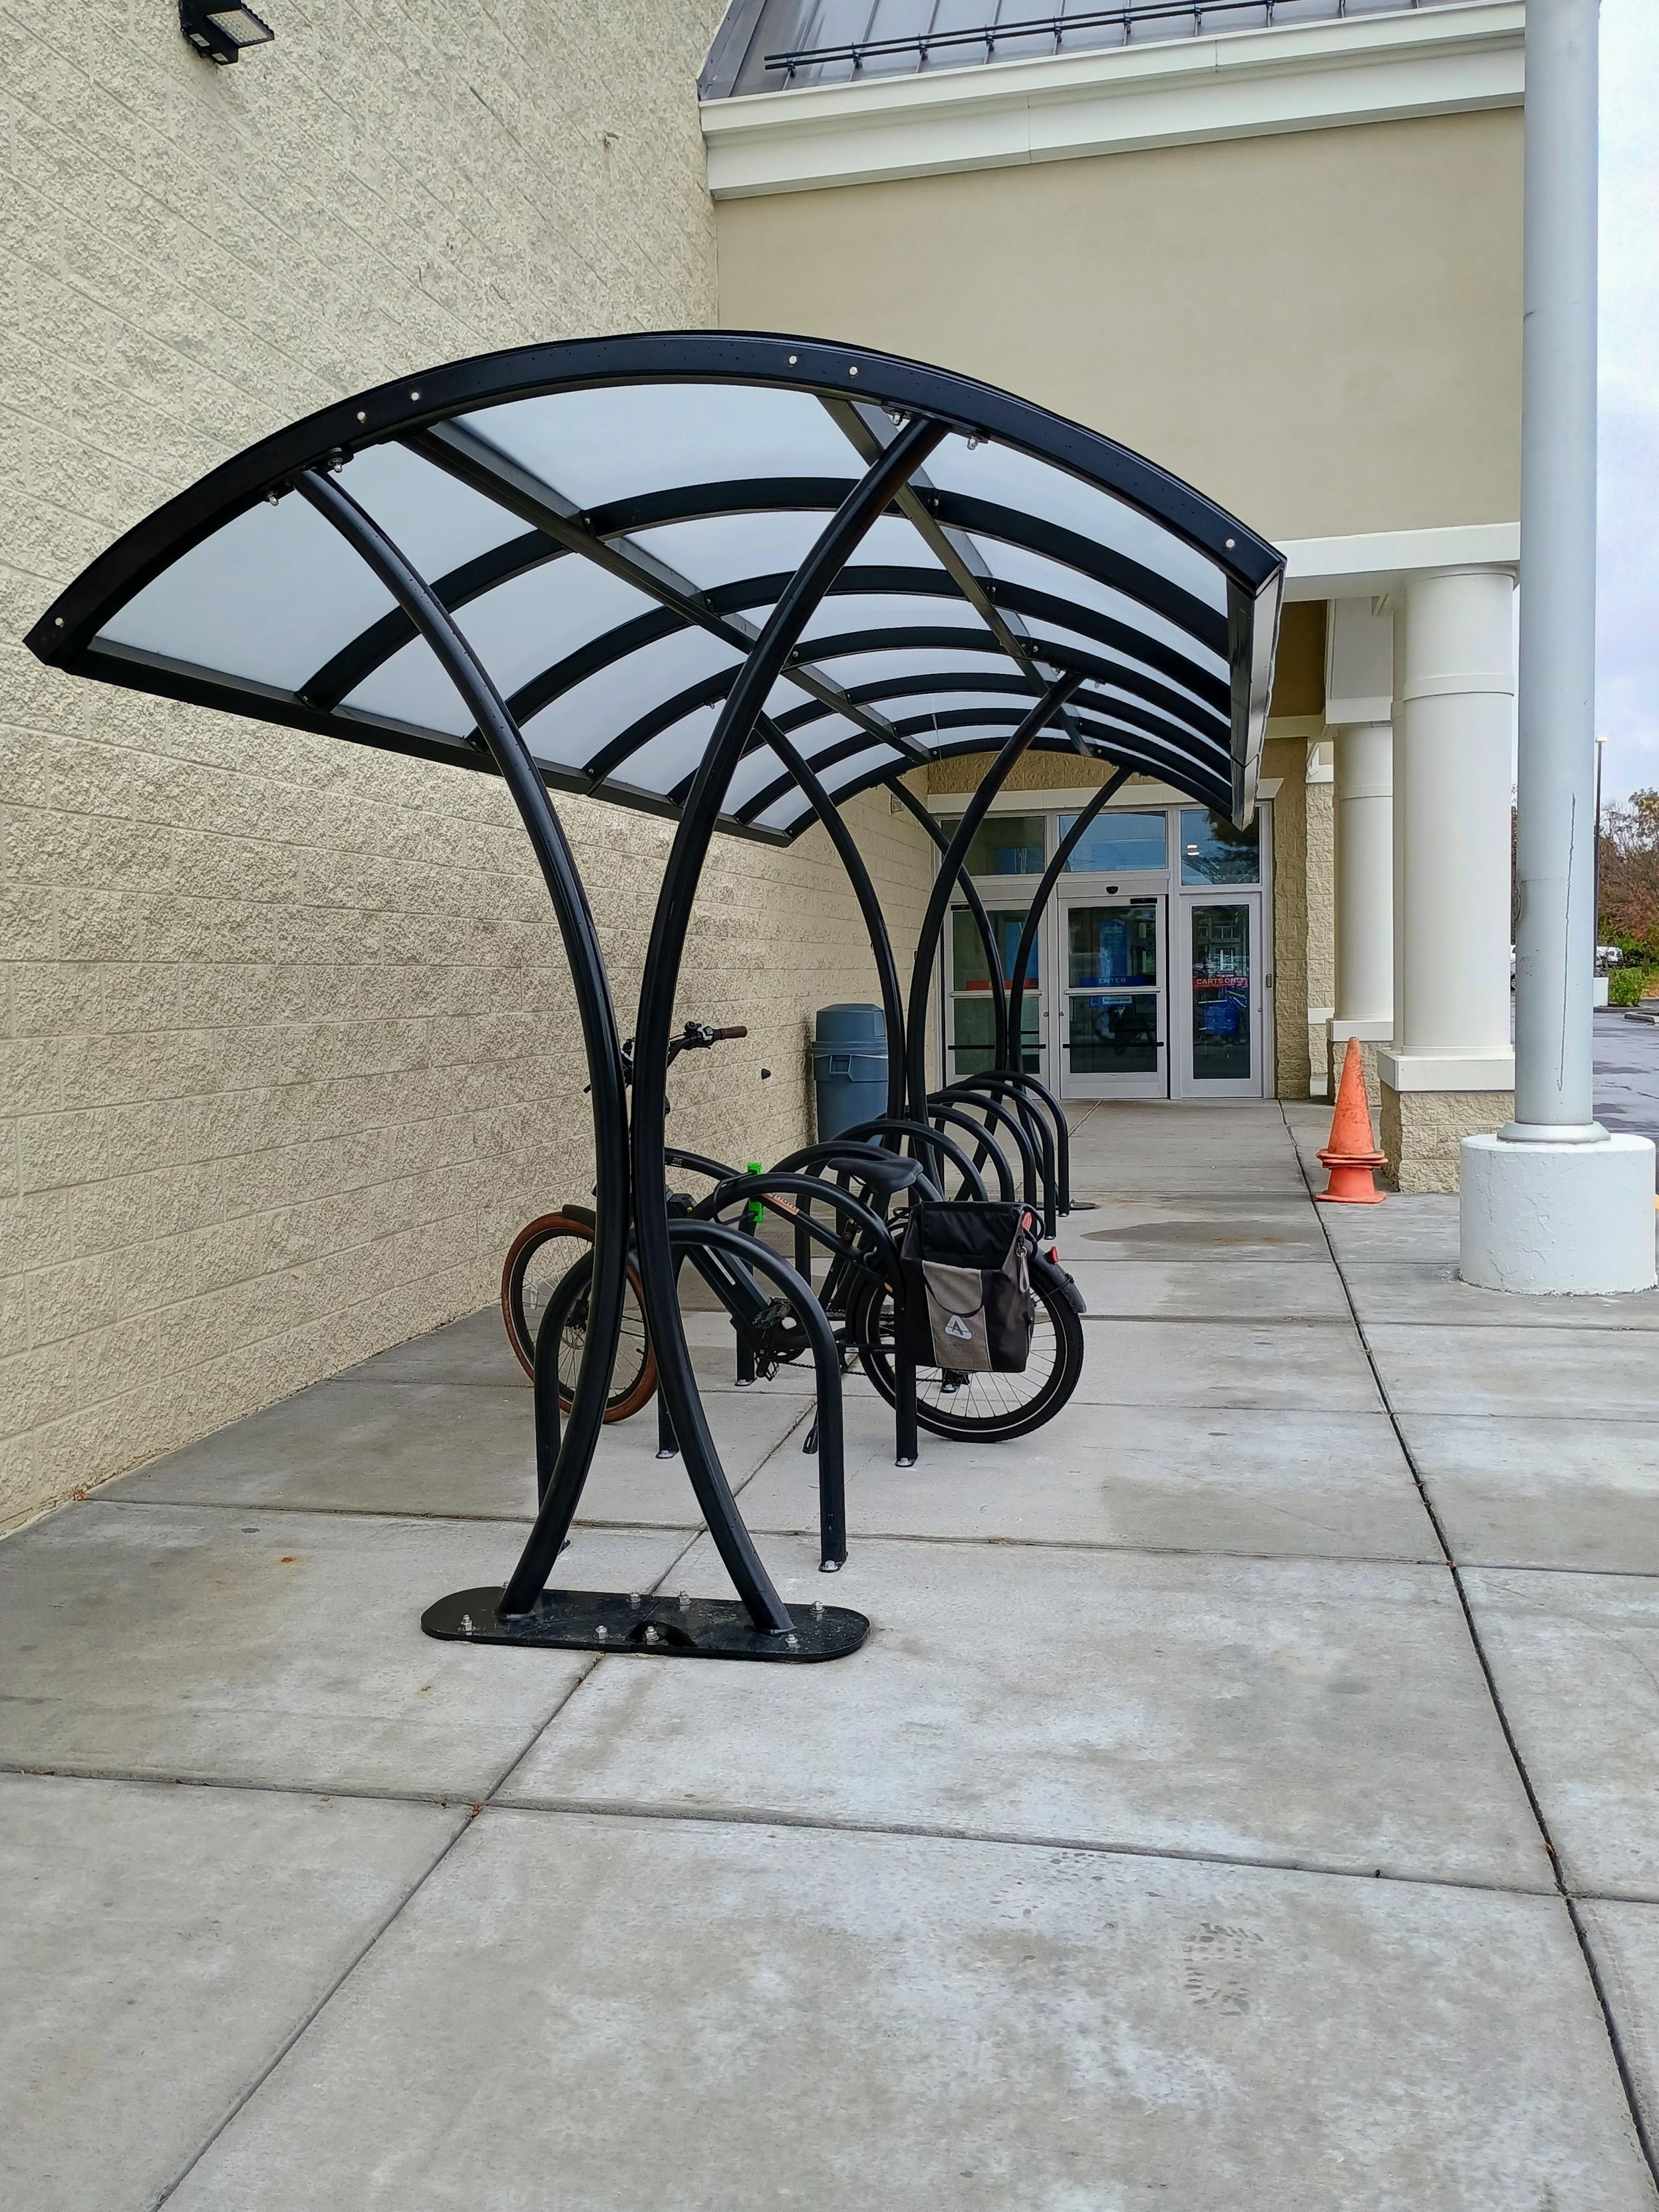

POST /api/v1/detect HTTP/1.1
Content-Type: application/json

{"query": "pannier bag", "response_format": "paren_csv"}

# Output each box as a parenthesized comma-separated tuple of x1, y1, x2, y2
(900, 1200, 1038, 1374)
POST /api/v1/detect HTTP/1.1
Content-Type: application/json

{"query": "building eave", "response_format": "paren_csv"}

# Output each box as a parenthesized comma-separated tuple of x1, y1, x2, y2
(701, 1, 1525, 199)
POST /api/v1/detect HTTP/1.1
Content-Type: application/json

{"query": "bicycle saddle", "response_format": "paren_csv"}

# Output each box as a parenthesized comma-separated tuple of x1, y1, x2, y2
(824, 1151, 928, 1196)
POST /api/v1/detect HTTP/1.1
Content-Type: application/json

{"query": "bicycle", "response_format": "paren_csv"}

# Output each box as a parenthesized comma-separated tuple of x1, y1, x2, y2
(502, 1024, 1086, 1450)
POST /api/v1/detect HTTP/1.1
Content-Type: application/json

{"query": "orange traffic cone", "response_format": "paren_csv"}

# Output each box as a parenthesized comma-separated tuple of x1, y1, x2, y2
(1315, 1037, 1386, 1205)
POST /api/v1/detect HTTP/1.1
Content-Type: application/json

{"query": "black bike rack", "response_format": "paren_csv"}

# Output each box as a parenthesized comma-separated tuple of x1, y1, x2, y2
(26, 330, 1282, 1665)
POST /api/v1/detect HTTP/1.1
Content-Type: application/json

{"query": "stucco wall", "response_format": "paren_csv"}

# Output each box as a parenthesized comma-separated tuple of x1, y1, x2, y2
(716, 109, 1521, 542)
(0, 3, 931, 1533)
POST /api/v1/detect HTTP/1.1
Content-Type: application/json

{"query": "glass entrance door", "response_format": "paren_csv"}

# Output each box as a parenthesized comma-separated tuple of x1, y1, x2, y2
(946, 903, 1042, 1081)
(1176, 895, 1263, 1097)
(1058, 895, 1167, 1099)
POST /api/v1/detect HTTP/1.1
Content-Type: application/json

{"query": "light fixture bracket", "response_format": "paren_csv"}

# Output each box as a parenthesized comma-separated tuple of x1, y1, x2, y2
(179, 0, 274, 66)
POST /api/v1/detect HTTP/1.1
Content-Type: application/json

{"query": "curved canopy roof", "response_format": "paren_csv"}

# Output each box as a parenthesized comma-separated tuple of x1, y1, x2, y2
(27, 332, 1283, 842)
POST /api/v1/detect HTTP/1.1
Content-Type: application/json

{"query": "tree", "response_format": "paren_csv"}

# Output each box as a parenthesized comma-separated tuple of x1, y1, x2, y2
(1599, 788, 1659, 957)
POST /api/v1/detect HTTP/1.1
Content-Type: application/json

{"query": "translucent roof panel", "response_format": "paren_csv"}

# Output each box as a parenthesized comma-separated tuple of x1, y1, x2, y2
(796, 593, 988, 644)
(464, 385, 859, 511)
(29, 331, 1282, 840)
(343, 557, 659, 734)
(521, 627, 744, 765)
(628, 511, 945, 596)
(965, 542, 1230, 677)
(923, 433, 1228, 613)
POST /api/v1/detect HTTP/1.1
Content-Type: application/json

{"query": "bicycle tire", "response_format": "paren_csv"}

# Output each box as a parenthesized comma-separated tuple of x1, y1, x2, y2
(847, 1261, 1084, 1442)
(500, 1211, 657, 1420)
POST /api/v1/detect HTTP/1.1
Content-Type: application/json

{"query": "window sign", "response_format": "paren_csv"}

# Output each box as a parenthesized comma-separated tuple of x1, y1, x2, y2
(1179, 808, 1259, 885)
(1058, 810, 1168, 873)
(939, 813, 1047, 875)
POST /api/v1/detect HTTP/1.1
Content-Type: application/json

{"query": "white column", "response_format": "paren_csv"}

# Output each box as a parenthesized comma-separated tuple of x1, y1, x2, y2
(1332, 720, 1393, 1036)
(1510, 0, 1601, 1135)
(1381, 567, 1516, 1094)
(1324, 598, 1394, 1056)
(1461, 0, 1656, 1294)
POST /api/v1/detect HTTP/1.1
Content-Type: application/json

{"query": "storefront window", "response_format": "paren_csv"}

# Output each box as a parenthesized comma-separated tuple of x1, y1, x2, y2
(1058, 810, 1168, 873)
(939, 813, 1046, 875)
(1179, 808, 1259, 885)
(949, 905, 1040, 1075)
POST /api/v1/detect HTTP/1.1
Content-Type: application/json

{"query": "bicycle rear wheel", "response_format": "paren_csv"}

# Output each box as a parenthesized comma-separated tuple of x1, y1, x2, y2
(500, 1211, 656, 1420)
(847, 1263, 1084, 1442)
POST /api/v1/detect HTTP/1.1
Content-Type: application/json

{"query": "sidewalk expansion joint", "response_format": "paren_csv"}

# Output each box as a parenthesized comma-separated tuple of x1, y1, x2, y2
(1283, 1101, 1659, 2193)
(481, 1794, 1561, 1901)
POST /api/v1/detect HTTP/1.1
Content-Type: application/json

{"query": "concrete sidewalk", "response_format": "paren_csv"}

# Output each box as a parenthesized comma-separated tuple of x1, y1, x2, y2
(6, 1103, 1659, 2209)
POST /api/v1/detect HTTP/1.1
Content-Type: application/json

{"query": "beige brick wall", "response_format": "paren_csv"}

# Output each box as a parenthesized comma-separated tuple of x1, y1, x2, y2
(0, 3, 932, 1532)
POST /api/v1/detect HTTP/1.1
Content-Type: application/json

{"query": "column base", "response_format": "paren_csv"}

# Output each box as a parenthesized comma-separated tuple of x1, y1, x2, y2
(1459, 1134, 1658, 1294)
(1380, 1086, 1513, 1194)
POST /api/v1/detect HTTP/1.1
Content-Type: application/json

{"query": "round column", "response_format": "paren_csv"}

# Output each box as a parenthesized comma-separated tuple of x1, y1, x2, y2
(1332, 720, 1393, 1029)
(1459, 0, 1655, 1293)
(1391, 567, 1515, 1074)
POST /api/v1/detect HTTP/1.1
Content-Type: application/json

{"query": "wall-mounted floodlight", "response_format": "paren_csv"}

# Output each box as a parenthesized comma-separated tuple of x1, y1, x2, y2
(179, 1, 274, 65)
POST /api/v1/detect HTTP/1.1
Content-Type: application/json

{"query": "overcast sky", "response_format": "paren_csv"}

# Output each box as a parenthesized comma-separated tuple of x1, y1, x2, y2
(1598, 0, 1659, 802)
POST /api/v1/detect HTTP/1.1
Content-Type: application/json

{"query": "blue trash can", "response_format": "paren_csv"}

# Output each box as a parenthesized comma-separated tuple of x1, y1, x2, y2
(812, 1003, 888, 1140)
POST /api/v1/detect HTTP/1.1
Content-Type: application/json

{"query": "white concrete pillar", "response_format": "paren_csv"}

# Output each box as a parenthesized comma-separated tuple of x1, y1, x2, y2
(1332, 720, 1393, 1035)
(1324, 599, 1394, 1070)
(1381, 567, 1517, 1095)
(1460, 0, 1656, 1293)
(1509, 0, 1600, 1135)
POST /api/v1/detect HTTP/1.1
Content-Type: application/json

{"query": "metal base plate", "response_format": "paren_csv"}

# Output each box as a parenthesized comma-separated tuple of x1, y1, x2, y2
(422, 1586, 869, 1662)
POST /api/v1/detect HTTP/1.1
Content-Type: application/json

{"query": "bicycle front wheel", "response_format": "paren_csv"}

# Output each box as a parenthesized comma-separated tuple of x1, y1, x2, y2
(500, 1211, 656, 1420)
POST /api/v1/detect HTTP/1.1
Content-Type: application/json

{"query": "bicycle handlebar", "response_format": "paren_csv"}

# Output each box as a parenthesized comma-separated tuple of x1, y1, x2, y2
(612, 1022, 750, 1089)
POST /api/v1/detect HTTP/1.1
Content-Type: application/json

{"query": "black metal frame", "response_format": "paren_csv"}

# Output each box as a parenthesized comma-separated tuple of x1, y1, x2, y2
(29, 334, 1279, 831)
(28, 330, 1282, 1666)
(291, 462, 884, 1658)
(1005, 763, 1135, 1034)
(905, 673, 1084, 1118)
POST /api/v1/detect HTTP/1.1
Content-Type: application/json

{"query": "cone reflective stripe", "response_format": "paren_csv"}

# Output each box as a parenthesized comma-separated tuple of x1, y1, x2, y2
(1315, 1037, 1386, 1206)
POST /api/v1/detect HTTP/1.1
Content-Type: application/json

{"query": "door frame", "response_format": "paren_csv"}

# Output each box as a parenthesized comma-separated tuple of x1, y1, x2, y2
(1173, 890, 1266, 1099)
(1055, 887, 1169, 1101)
(929, 792, 1276, 1104)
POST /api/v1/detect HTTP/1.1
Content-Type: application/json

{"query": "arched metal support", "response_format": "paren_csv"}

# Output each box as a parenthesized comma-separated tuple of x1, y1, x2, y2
(887, 778, 1050, 1197)
(1004, 762, 1135, 1037)
(299, 468, 869, 1664)
(887, 780, 1011, 1068)
(770, 728, 907, 1122)
(629, 415, 948, 1638)
(1002, 760, 1135, 1213)
(904, 674, 1086, 1120)
(294, 471, 632, 1619)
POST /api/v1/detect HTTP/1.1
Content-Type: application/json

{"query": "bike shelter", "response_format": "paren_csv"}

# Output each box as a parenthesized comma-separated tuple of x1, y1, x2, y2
(27, 331, 1282, 1666)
